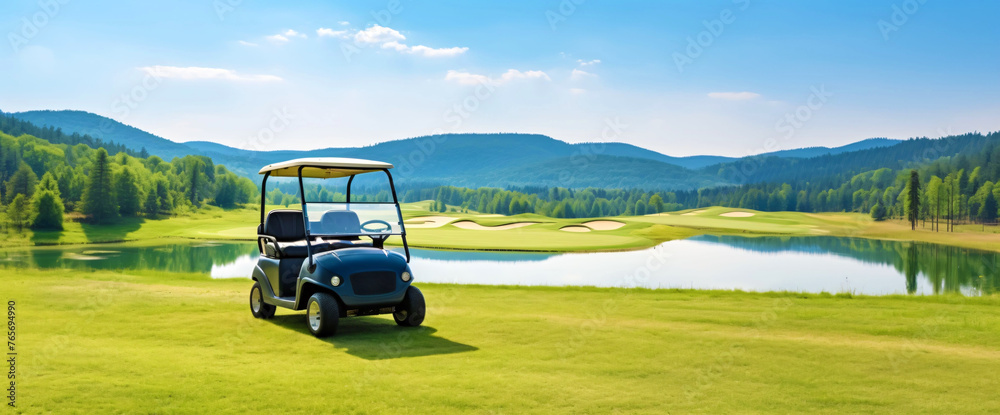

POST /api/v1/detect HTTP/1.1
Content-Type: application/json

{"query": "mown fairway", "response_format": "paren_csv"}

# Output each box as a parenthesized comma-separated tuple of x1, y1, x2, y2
(7, 202, 1000, 254)
(7, 269, 1000, 413)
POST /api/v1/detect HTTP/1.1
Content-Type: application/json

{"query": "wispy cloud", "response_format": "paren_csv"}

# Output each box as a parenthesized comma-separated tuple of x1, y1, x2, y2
(384, 41, 468, 57)
(444, 70, 491, 85)
(267, 29, 307, 43)
(445, 69, 550, 86)
(316, 28, 349, 38)
(707, 91, 761, 101)
(238, 40, 258, 47)
(354, 24, 467, 57)
(577, 59, 601, 66)
(570, 69, 597, 81)
(338, 21, 350, 26)
(138, 66, 283, 82)
(569, 88, 587, 95)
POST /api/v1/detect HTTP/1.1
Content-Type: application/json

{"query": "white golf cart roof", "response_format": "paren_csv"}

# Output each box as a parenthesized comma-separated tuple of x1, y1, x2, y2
(258, 157, 394, 179)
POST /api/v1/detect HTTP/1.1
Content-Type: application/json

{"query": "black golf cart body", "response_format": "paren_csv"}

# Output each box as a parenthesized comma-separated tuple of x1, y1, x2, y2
(248, 157, 423, 336)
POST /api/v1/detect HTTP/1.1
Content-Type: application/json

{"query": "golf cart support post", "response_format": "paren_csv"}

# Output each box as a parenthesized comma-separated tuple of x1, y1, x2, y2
(258, 163, 410, 264)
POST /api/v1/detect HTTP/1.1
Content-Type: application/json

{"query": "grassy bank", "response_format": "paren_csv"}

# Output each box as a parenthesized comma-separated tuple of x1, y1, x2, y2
(4, 202, 1000, 253)
(7, 269, 1000, 413)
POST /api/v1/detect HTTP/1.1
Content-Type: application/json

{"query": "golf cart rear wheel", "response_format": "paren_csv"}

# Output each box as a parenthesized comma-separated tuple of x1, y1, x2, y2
(307, 292, 340, 337)
(393, 286, 425, 327)
(250, 282, 276, 319)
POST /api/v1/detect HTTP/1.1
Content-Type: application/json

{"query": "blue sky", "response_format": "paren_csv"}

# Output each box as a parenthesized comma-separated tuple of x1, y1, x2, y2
(1, 0, 997, 156)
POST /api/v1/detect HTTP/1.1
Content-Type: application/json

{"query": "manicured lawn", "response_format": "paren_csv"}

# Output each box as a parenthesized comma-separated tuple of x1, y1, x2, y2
(7, 269, 1000, 413)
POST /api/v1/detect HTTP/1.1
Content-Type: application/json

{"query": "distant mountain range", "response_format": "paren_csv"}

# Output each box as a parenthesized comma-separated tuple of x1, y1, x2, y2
(6, 109, 909, 190)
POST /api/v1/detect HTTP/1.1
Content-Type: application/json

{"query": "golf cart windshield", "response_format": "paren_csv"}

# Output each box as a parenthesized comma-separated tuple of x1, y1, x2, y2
(305, 202, 403, 237)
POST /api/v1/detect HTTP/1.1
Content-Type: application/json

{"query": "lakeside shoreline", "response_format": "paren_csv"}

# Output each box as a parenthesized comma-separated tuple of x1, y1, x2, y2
(5, 204, 999, 255)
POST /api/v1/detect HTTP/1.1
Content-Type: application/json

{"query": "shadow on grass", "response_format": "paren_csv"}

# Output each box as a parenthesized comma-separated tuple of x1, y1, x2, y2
(80, 217, 143, 243)
(269, 314, 477, 360)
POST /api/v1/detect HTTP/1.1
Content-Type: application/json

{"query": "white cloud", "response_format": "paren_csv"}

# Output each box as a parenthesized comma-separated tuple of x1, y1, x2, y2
(400, 44, 469, 57)
(316, 28, 349, 38)
(499, 69, 550, 82)
(138, 66, 283, 82)
(338, 21, 350, 26)
(577, 59, 601, 66)
(354, 25, 405, 45)
(354, 24, 467, 57)
(266, 34, 289, 43)
(445, 70, 492, 86)
(445, 69, 550, 86)
(267, 29, 307, 43)
(707, 91, 761, 101)
(571, 69, 597, 81)
(238, 40, 258, 47)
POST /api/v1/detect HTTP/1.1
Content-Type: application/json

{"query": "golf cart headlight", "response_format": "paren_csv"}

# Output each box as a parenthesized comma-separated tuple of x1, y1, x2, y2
(401, 271, 412, 282)
(330, 275, 342, 286)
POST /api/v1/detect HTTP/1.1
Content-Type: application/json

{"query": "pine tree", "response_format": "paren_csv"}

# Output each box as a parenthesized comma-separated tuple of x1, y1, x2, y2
(143, 189, 160, 218)
(115, 167, 141, 216)
(155, 177, 173, 214)
(981, 191, 998, 224)
(31, 172, 64, 230)
(7, 194, 31, 231)
(188, 159, 204, 207)
(4, 162, 37, 203)
(870, 202, 887, 222)
(81, 148, 118, 224)
(907, 170, 920, 230)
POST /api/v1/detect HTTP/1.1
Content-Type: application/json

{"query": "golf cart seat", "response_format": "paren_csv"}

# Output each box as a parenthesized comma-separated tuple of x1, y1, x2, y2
(261, 210, 371, 258)
(318, 210, 373, 246)
(261, 210, 337, 258)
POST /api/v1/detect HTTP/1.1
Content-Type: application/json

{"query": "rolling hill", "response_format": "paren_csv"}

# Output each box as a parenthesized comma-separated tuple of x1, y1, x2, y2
(5, 109, 943, 191)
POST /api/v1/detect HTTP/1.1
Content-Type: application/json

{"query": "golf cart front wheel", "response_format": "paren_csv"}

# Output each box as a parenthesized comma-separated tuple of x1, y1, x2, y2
(307, 292, 340, 337)
(250, 282, 276, 319)
(393, 286, 425, 327)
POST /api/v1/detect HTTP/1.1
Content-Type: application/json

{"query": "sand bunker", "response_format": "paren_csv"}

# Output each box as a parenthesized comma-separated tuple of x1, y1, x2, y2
(451, 220, 538, 231)
(682, 209, 708, 216)
(582, 220, 626, 230)
(404, 216, 458, 228)
(560, 225, 592, 233)
(719, 212, 756, 218)
(63, 252, 105, 261)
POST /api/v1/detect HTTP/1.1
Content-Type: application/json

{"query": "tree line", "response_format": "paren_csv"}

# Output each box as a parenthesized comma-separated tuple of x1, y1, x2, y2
(256, 139, 1000, 225)
(1, 130, 257, 231)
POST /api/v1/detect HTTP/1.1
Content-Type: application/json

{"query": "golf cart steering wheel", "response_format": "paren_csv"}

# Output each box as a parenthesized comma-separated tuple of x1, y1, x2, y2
(360, 219, 392, 233)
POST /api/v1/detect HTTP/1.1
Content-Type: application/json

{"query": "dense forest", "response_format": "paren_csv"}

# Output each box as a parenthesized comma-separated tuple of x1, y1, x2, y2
(0, 129, 257, 230)
(4, 112, 999, 232)
(0, 112, 140, 158)
(254, 131, 1000, 225)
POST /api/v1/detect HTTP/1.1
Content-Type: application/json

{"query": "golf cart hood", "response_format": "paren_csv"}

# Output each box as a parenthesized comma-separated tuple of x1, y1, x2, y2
(315, 247, 408, 274)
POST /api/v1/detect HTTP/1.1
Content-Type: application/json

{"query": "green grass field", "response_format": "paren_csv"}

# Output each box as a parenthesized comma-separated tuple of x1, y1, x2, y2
(8, 269, 1000, 413)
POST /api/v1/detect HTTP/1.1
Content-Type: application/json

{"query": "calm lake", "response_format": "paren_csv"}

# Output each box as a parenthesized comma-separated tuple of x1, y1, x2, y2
(2, 236, 997, 296)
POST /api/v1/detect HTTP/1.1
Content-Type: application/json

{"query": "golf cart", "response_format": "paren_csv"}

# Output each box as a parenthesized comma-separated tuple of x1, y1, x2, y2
(248, 157, 424, 337)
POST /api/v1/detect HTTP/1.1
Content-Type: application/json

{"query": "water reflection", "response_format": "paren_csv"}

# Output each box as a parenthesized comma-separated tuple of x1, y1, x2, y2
(694, 235, 999, 295)
(0, 242, 257, 276)
(1, 236, 996, 296)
